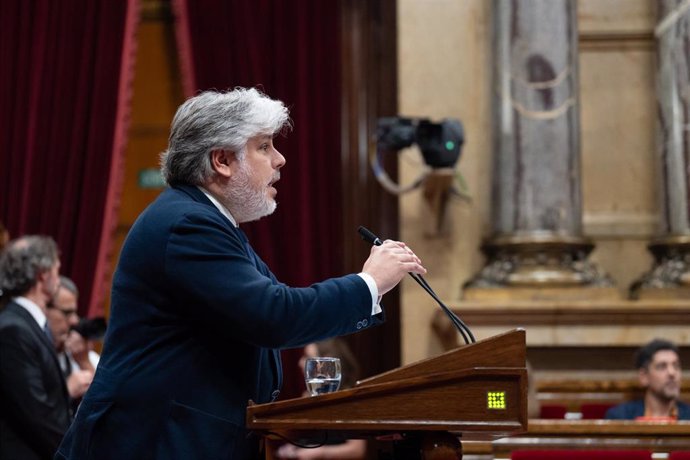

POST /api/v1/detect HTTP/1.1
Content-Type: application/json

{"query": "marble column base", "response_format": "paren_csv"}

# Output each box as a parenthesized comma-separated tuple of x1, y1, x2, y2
(630, 235, 690, 299)
(464, 234, 614, 296)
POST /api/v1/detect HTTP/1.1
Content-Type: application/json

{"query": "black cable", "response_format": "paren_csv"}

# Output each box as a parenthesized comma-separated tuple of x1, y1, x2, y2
(409, 272, 474, 342)
(357, 226, 475, 344)
(409, 272, 474, 344)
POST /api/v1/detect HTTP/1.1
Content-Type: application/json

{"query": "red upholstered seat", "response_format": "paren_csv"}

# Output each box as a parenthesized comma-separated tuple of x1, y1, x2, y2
(670, 452, 690, 460)
(511, 450, 652, 460)
(580, 403, 615, 419)
(538, 404, 567, 419)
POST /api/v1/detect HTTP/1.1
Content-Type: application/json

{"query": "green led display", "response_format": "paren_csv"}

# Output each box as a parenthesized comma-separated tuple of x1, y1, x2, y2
(445, 140, 455, 151)
(487, 391, 506, 410)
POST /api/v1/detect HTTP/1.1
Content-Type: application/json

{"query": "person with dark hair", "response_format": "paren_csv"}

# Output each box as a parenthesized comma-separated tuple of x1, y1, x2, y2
(605, 338, 690, 420)
(56, 87, 426, 460)
(0, 235, 71, 460)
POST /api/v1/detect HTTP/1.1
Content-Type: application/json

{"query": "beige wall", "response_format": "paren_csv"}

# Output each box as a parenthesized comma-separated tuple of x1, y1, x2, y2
(397, 0, 658, 364)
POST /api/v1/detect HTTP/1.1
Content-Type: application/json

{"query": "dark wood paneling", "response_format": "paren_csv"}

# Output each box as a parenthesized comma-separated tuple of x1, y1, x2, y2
(340, 0, 400, 380)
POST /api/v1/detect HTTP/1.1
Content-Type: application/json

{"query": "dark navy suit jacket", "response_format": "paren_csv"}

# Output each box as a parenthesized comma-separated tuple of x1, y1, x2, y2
(605, 399, 690, 420)
(56, 185, 381, 460)
(0, 301, 71, 460)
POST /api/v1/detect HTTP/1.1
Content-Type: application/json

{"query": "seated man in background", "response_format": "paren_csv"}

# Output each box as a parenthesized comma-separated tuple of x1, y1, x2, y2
(606, 338, 690, 420)
(46, 276, 97, 403)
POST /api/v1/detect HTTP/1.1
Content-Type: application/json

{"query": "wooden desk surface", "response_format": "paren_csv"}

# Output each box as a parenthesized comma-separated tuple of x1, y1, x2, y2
(462, 420, 690, 459)
(525, 419, 690, 435)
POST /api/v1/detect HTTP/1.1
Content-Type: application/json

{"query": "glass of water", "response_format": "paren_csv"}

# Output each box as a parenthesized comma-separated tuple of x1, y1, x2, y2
(304, 357, 341, 396)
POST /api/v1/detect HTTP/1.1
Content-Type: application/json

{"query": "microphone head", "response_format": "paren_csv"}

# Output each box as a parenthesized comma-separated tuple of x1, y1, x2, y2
(357, 226, 382, 246)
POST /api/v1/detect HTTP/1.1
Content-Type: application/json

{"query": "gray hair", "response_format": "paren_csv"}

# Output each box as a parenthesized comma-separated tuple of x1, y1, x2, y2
(160, 87, 291, 186)
(0, 235, 59, 298)
(59, 275, 78, 297)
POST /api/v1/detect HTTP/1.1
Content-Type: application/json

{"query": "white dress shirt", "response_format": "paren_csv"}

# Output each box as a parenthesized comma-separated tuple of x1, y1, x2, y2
(13, 296, 47, 329)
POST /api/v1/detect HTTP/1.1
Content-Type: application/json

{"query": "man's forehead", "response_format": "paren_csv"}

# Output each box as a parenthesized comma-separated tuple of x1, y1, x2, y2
(54, 297, 77, 307)
(56, 287, 77, 302)
(652, 349, 680, 364)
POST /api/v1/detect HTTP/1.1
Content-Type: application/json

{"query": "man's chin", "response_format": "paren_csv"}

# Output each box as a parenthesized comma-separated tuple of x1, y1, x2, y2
(660, 388, 680, 400)
(241, 202, 277, 223)
(667, 391, 681, 400)
(261, 199, 277, 217)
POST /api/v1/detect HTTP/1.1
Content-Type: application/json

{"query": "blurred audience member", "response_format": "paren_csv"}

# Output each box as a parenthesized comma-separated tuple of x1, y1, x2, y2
(526, 360, 540, 418)
(606, 338, 690, 420)
(277, 338, 366, 459)
(0, 220, 9, 303)
(0, 220, 9, 251)
(0, 236, 71, 460)
(46, 276, 97, 402)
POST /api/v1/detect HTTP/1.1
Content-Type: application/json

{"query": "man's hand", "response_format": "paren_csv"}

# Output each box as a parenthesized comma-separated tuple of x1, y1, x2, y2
(362, 240, 426, 296)
(67, 369, 94, 399)
(65, 330, 95, 372)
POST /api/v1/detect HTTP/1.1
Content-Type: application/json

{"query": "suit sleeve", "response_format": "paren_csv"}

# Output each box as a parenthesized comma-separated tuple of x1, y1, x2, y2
(0, 324, 67, 457)
(604, 405, 621, 419)
(604, 401, 639, 420)
(163, 212, 380, 349)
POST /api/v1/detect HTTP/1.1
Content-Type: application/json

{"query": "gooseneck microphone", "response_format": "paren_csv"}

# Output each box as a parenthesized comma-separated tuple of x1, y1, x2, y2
(357, 226, 476, 344)
(357, 226, 383, 247)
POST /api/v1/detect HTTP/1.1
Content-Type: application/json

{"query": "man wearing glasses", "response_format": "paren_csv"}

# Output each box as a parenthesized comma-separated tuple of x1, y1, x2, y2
(46, 276, 99, 403)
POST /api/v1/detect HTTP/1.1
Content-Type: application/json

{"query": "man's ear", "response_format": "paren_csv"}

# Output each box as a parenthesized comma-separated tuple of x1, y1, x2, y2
(36, 269, 51, 290)
(209, 149, 238, 178)
(639, 367, 650, 387)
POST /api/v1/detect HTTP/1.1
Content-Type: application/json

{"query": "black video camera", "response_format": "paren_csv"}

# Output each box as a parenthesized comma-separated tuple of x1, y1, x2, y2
(377, 117, 464, 168)
(72, 317, 107, 341)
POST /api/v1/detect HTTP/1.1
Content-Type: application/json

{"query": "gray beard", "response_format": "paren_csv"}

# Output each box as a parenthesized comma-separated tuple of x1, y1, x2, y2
(223, 160, 277, 223)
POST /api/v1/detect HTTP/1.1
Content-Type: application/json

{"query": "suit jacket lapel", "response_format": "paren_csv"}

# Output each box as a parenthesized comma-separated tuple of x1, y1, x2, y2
(235, 227, 263, 269)
(8, 302, 69, 401)
(273, 349, 283, 392)
(175, 184, 239, 229)
(175, 183, 213, 205)
(175, 185, 283, 393)
(9, 302, 56, 352)
(229, 222, 284, 393)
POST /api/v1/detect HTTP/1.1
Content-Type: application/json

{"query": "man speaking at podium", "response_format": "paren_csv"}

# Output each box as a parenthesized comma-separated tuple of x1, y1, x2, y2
(56, 87, 426, 460)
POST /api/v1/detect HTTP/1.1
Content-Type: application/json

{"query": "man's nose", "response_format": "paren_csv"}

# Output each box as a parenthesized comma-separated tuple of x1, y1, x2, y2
(273, 149, 286, 169)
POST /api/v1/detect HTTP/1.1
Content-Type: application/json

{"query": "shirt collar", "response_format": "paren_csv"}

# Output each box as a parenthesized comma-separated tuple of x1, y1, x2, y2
(197, 186, 238, 227)
(13, 296, 47, 329)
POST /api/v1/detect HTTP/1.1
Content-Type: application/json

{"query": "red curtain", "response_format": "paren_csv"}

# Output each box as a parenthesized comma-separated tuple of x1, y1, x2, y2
(174, 0, 343, 398)
(0, 0, 139, 317)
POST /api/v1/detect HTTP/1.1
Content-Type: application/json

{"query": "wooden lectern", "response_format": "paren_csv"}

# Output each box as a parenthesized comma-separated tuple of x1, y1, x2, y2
(247, 329, 528, 459)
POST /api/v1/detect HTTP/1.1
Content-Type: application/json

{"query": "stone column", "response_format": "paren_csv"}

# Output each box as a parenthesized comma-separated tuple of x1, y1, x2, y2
(631, 1, 690, 299)
(465, 0, 612, 298)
